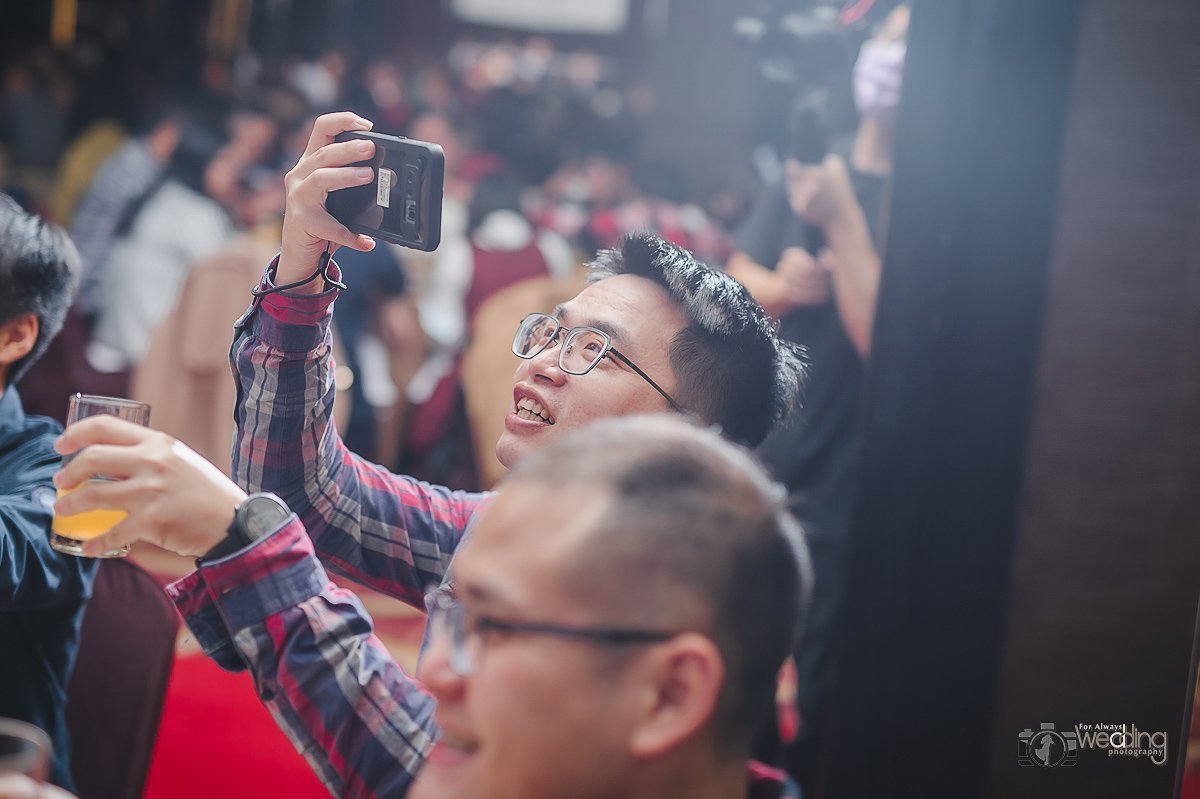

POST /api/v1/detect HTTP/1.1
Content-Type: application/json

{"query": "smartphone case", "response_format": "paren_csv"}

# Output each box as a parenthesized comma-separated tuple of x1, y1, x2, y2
(327, 130, 445, 252)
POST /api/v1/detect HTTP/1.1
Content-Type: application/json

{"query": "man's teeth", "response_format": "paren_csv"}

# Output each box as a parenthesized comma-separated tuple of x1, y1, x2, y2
(516, 397, 553, 424)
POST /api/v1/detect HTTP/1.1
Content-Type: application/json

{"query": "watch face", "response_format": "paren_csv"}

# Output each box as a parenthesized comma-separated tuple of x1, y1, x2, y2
(241, 494, 291, 540)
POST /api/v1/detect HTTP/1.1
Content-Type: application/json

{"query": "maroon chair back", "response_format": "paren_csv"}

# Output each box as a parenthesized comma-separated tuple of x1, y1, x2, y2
(65, 558, 179, 799)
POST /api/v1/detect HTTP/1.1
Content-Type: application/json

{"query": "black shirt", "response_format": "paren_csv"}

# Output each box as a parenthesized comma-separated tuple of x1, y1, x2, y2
(733, 170, 884, 529)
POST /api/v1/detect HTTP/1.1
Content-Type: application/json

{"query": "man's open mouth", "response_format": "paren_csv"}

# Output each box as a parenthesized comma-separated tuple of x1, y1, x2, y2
(440, 730, 479, 754)
(515, 397, 554, 424)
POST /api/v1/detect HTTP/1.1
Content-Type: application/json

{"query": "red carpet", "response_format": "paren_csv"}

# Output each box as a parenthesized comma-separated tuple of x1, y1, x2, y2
(143, 653, 330, 799)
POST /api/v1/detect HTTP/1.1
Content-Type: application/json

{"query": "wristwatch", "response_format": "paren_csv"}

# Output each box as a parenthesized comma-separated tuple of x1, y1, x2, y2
(198, 492, 292, 563)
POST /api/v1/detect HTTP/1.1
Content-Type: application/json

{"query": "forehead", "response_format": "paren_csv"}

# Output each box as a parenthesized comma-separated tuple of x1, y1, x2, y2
(454, 483, 612, 612)
(558, 274, 690, 348)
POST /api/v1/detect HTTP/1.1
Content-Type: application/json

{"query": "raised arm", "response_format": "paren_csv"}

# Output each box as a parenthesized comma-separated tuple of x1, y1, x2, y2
(785, 154, 881, 357)
(229, 263, 484, 603)
(225, 113, 487, 601)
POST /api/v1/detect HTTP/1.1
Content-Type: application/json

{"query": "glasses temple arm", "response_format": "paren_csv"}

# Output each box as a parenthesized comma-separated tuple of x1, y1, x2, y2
(609, 348, 685, 412)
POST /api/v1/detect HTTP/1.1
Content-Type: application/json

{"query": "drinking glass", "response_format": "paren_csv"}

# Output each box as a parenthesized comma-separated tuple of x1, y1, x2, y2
(50, 393, 151, 558)
(0, 718, 52, 780)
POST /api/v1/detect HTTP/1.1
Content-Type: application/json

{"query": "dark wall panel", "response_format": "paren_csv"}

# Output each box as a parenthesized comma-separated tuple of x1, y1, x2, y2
(985, 1, 1200, 797)
(820, 0, 1082, 795)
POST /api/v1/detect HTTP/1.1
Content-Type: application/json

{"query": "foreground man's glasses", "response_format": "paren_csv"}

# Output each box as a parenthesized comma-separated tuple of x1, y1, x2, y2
(511, 312, 684, 412)
(429, 592, 674, 676)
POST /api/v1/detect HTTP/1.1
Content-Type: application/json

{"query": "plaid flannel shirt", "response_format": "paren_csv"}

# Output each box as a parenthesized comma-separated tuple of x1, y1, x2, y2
(168, 258, 488, 799)
(166, 259, 795, 799)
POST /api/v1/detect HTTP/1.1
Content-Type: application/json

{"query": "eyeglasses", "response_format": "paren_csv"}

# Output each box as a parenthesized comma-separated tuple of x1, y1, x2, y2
(511, 313, 684, 412)
(429, 592, 675, 676)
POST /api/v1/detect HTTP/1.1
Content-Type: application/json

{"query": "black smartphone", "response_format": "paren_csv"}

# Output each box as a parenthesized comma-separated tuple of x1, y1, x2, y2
(326, 130, 445, 251)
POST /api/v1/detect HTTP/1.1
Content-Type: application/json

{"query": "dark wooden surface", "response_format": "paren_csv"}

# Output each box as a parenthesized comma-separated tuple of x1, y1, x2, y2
(984, 1, 1200, 797)
(820, 0, 1083, 795)
(823, 0, 1200, 797)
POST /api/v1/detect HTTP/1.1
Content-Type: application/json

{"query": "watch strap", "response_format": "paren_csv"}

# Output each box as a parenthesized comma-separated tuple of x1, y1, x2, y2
(196, 507, 256, 565)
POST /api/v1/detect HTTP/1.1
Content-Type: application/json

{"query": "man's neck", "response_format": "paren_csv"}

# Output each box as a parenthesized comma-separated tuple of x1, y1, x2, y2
(623, 748, 752, 799)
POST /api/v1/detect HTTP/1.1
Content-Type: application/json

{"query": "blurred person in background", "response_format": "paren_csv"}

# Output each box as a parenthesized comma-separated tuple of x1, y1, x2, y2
(206, 106, 281, 226)
(329, 239, 414, 463)
(0, 193, 92, 793)
(409, 110, 478, 249)
(421, 168, 575, 362)
(410, 63, 459, 119)
(343, 58, 412, 134)
(86, 105, 241, 374)
(69, 103, 183, 319)
(45, 115, 126, 230)
(530, 136, 637, 256)
(0, 49, 72, 207)
(128, 109, 286, 472)
(725, 4, 906, 789)
(529, 137, 730, 268)
(286, 50, 347, 113)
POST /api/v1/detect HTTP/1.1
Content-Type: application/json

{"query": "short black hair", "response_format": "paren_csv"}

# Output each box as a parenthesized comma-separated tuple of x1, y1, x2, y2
(0, 193, 80, 386)
(467, 168, 525, 235)
(508, 415, 813, 758)
(588, 232, 805, 447)
(166, 105, 232, 196)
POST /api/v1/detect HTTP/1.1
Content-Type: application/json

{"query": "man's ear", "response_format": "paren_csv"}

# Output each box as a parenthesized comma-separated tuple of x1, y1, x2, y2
(627, 632, 725, 758)
(0, 313, 38, 368)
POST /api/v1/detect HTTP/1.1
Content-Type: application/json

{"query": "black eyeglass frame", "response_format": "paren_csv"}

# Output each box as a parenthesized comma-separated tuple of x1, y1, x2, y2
(432, 592, 675, 676)
(511, 313, 684, 412)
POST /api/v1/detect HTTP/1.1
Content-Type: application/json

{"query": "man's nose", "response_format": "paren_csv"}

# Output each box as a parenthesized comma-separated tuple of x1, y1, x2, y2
(417, 629, 465, 700)
(529, 342, 568, 385)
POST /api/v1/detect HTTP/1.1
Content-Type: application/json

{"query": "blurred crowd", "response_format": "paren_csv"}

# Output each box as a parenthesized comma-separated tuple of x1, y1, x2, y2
(0, 35, 735, 488)
(0, 7, 909, 796)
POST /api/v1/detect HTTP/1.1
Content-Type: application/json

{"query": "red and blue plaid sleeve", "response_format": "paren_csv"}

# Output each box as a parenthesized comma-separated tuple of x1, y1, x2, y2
(230, 257, 489, 607)
(168, 518, 437, 799)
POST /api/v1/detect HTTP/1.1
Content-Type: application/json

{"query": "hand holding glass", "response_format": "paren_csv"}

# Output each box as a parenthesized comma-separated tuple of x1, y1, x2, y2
(50, 394, 151, 558)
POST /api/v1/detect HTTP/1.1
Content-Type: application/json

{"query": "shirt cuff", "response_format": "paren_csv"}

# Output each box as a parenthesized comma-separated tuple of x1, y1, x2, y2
(247, 255, 342, 353)
(168, 569, 243, 670)
(167, 517, 329, 665)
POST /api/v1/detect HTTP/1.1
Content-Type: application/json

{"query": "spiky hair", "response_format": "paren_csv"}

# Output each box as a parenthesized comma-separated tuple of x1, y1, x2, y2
(588, 232, 805, 447)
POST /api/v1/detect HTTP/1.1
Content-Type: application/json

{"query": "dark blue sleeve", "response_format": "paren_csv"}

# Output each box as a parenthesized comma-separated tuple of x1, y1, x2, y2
(0, 424, 96, 609)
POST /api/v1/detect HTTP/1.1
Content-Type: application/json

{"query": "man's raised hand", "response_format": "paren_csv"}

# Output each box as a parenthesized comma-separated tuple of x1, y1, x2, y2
(277, 112, 379, 292)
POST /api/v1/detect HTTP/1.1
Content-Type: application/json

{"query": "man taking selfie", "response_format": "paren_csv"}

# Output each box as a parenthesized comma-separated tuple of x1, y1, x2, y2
(55, 113, 807, 796)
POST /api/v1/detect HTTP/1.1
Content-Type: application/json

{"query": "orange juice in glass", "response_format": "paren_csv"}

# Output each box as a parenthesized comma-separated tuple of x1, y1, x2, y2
(50, 394, 150, 558)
